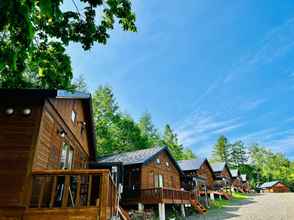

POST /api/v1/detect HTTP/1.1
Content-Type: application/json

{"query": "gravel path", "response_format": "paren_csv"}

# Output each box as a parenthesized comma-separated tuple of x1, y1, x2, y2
(187, 193, 294, 220)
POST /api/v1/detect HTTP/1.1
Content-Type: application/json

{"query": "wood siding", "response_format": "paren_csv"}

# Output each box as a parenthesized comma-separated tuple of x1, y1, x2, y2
(33, 99, 90, 169)
(140, 151, 181, 189)
(197, 161, 215, 189)
(0, 99, 43, 207)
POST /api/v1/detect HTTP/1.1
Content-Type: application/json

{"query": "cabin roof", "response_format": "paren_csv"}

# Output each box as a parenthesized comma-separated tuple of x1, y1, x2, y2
(210, 162, 226, 172)
(0, 89, 96, 159)
(97, 146, 183, 173)
(259, 181, 281, 188)
(231, 169, 239, 178)
(178, 158, 206, 171)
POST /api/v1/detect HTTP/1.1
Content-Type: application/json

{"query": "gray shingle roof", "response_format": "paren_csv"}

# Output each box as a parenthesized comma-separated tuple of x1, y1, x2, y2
(97, 147, 165, 165)
(210, 162, 226, 172)
(178, 158, 206, 171)
(231, 169, 239, 178)
(259, 181, 280, 189)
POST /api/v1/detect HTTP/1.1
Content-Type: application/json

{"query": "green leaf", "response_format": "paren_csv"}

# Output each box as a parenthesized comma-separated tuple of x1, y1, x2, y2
(39, 0, 52, 16)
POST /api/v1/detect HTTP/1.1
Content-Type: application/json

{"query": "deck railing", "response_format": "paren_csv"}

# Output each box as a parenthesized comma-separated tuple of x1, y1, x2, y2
(123, 187, 191, 204)
(27, 169, 118, 219)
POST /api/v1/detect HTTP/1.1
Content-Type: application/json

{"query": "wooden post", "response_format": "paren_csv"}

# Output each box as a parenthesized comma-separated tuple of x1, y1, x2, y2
(38, 176, 47, 208)
(75, 175, 81, 207)
(99, 173, 110, 220)
(25, 175, 33, 207)
(62, 175, 70, 207)
(49, 176, 58, 208)
(87, 175, 93, 206)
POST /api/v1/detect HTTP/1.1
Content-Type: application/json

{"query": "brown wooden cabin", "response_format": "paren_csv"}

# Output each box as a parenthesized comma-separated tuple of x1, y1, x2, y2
(210, 162, 233, 191)
(240, 174, 250, 192)
(231, 169, 242, 192)
(95, 147, 198, 218)
(259, 180, 288, 193)
(0, 89, 119, 220)
(178, 158, 215, 191)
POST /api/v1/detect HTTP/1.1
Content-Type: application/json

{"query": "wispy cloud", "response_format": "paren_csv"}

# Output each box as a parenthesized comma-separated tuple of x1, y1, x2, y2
(242, 98, 268, 111)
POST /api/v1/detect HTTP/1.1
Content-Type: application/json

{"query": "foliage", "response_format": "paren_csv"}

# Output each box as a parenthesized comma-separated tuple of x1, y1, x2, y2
(212, 135, 230, 164)
(163, 124, 196, 160)
(229, 140, 248, 168)
(249, 144, 293, 190)
(138, 112, 162, 148)
(92, 86, 195, 159)
(73, 74, 88, 92)
(93, 86, 149, 155)
(0, 0, 136, 89)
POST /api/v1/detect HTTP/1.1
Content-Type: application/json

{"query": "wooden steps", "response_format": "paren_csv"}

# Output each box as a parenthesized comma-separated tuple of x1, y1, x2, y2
(190, 199, 207, 214)
(118, 206, 130, 220)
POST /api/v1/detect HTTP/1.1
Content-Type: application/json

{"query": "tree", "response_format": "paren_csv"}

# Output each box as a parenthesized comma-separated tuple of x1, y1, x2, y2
(212, 135, 230, 164)
(138, 112, 161, 147)
(0, 0, 136, 89)
(230, 140, 248, 168)
(73, 74, 88, 92)
(93, 86, 149, 155)
(162, 124, 195, 160)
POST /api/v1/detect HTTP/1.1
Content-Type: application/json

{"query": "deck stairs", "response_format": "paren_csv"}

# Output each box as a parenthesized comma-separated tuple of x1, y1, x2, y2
(190, 199, 207, 214)
(222, 192, 232, 200)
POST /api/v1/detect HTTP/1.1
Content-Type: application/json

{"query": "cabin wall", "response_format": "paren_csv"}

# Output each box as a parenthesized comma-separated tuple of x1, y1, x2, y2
(49, 98, 89, 154)
(221, 167, 232, 182)
(32, 99, 90, 169)
(140, 151, 181, 189)
(197, 162, 215, 189)
(0, 98, 43, 208)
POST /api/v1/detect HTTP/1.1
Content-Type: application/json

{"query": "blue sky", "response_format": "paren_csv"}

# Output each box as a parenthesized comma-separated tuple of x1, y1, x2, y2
(65, 0, 294, 160)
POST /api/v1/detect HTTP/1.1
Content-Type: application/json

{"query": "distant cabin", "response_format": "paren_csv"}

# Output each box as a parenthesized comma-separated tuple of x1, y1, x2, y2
(0, 89, 120, 220)
(259, 181, 289, 193)
(231, 169, 242, 191)
(210, 162, 233, 190)
(178, 158, 215, 190)
(94, 147, 201, 218)
(240, 174, 250, 192)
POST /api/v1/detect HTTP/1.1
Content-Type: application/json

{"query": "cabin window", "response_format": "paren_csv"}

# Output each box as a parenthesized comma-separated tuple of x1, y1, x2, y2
(154, 174, 164, 188)
(166, 162, 169, 167)
(71, 110, 76, 123)
(59, 143, 74, 169)
(156, 158, 161, 164)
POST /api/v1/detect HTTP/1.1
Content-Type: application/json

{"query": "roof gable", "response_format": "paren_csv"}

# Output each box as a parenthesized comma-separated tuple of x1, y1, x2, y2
(259, 180, 281, 188)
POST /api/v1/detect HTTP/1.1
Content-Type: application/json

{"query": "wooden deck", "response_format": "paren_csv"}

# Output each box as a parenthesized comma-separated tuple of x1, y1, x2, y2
(123, 187, 192, 205)
(0, 169, 119, 220)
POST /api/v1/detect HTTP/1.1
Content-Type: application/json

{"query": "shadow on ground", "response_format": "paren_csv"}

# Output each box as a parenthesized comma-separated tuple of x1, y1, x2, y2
(186, 195, 256, 220)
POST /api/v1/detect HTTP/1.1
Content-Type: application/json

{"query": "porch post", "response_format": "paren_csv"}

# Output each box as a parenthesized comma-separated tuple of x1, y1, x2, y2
(158, 203, 165, 220)
(181, 204, 186, 217)
(210, 192, 214, 201)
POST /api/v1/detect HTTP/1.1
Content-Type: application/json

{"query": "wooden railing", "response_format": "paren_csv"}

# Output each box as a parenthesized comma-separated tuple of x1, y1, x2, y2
(123, 187, 191, 204)
(27, 169, 118, 220)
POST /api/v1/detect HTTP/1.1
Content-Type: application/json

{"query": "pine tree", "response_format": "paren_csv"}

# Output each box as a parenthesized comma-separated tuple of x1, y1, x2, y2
(212, 135, 230, 163)
(230, 141, 248, 167)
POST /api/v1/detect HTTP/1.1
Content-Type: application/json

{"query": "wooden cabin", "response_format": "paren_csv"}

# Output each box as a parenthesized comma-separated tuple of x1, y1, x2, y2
(210, 162, 233, 191)
(240, 174, 250, 192)
(0, 89, 120, 220)
(95, 147, 206, 219)
(231, 169, 242, 192)
(178, 158, 215, 191)
(259, 181, 288, 193)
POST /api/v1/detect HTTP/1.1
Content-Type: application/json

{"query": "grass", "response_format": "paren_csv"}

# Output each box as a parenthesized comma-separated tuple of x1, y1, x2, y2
(210, 192, 248, 209)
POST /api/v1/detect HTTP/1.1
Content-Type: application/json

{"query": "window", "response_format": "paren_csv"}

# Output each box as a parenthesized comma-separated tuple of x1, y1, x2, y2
(154, 174, 164, 188)
(71, 110, 76, 123)
(166, 162, 169, 167)
(156, 158, 161, 164)
(112, 166, 118, 185)
(59, 143, 74, 169)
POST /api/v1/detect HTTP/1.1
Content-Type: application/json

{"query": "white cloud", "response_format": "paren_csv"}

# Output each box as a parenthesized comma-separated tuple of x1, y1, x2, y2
(242, 98, 268, 111)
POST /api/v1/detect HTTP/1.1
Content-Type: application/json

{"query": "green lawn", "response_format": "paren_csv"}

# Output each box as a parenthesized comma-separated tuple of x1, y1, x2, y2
(210, 192, 248, 209)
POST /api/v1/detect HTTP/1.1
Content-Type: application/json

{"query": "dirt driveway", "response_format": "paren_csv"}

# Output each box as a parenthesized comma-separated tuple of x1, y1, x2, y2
(187, 193, 294, 220)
